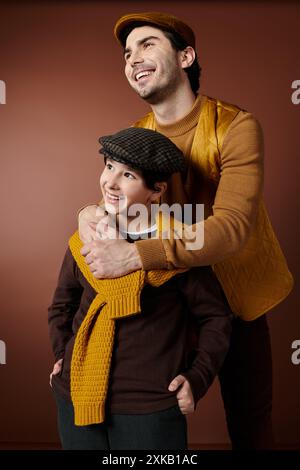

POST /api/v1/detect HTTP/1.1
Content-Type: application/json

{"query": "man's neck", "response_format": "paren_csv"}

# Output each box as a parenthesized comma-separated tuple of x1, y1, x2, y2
(150, 85, 197, 125)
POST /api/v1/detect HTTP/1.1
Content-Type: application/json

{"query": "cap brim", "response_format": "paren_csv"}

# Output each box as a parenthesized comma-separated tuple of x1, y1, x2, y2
(114, 13, 173, 46)
(99, 147, 142, 172)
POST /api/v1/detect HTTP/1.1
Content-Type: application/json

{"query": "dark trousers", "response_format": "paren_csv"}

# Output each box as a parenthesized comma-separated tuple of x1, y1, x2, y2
(219, 314, 274, 449)
(53, 392, 187, 450)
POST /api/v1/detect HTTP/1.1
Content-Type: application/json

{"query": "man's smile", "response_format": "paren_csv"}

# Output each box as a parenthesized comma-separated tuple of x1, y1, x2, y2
(133, 67, 156, 81)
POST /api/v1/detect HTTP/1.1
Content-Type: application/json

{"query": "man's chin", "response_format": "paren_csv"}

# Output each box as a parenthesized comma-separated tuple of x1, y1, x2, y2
(132, 83, 154, 100)
(136, 88, 150, 98)
(135, 85, 166, 105)
(138, 89, 159, 104)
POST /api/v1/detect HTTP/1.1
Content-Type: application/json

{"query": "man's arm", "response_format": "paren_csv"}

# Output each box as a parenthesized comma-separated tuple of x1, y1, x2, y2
(177, 266, 233, 407)
(78, 112, 263, 277)
(136, 112, 264, 270)
(48, 248, 83, 361)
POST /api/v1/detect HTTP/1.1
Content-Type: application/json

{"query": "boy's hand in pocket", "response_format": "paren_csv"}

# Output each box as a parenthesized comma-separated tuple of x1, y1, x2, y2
(49, 358, 64, 387)
(168, 374, 195, 415)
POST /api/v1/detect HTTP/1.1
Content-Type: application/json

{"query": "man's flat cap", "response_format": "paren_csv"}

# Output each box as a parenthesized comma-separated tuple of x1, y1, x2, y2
(114, 11, 195, 49)
(99, 127, 186, 179)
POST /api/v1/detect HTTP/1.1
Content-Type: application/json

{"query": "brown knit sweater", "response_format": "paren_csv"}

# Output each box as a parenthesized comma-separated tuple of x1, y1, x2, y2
(48, 245, 233, 414)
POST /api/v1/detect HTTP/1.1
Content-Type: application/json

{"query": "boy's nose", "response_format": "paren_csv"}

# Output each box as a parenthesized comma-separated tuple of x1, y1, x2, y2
(107, 174, 120, 189)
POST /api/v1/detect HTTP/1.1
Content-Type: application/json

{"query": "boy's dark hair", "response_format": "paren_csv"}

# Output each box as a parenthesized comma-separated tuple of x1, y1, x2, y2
(121, 22, 201, 95)
(142, 172, 169, 191)
(103, 155, 169, 191)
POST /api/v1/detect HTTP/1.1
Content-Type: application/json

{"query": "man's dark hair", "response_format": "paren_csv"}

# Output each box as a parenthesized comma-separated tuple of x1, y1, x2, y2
(121, 22, 201, 95)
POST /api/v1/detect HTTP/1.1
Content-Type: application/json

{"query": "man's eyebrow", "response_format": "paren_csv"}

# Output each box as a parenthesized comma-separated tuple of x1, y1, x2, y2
(124, 36, 160, 56)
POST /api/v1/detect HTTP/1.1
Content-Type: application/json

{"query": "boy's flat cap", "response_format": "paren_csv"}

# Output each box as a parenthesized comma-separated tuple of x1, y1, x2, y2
(114, 11, 195, 49)
(99, 127, 186, 178)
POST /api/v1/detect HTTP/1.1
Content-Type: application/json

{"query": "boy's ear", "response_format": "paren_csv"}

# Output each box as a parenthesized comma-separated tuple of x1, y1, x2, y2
(150, 181, 167, 202)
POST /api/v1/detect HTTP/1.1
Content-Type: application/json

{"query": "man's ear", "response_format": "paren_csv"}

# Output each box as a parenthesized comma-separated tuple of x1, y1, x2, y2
(180, 46, 196, 69)
(150, 181, 167, 202)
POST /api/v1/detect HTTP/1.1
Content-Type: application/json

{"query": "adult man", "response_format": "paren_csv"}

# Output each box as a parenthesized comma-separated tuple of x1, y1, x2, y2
(78, 12, 293, 449)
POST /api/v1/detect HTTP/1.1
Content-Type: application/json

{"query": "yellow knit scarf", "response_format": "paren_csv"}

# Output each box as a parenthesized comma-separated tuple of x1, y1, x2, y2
(69, 230, 188, 426)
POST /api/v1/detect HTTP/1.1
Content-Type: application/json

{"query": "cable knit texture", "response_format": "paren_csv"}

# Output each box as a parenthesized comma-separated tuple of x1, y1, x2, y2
(68, 230, 187, 426)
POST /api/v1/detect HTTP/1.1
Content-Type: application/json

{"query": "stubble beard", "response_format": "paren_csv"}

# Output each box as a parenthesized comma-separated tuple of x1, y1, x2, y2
(132, 68, 181, 105)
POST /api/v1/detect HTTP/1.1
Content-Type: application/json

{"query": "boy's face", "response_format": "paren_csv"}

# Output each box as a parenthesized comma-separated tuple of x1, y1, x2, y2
(100, 158, 163, 216)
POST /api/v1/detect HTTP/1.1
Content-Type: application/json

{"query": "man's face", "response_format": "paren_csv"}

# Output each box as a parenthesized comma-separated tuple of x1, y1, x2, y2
(100, 158, 157, 217)
(124, 25, 184, 104)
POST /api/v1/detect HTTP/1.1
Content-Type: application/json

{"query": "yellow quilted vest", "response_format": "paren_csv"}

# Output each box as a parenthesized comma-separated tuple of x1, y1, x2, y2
(133, 96, 294, 320)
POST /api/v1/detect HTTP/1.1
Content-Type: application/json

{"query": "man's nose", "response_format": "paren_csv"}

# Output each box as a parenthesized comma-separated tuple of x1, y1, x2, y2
(128, 49, 144, 66)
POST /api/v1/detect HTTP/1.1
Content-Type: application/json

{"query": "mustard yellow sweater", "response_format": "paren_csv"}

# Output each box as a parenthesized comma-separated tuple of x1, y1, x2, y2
(132, 94, 293, 320)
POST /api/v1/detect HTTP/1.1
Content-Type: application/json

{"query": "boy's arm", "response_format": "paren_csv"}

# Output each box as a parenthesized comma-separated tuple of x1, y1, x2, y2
(178, 266, 233, 406)
(48, 247, 83, 361)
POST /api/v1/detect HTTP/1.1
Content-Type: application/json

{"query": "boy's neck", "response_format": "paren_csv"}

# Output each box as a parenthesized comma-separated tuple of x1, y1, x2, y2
(117, 212, 156, 235)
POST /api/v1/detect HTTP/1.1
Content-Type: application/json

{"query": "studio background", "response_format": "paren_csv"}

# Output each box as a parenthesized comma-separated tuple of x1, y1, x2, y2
(0, 0, 299, 449)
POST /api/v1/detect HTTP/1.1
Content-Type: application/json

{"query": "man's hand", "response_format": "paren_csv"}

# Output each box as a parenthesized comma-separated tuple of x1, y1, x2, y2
(78, 204, 106, 243)
(81, 238, 143, 278)
(49, 358, 63, 387)
(168, 374, 195, 415)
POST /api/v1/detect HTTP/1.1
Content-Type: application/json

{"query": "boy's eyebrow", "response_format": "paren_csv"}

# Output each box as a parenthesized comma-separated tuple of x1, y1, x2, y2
(106, 158, 139, 174)
(124, 35, 160, 56)
(123, 163, 140, 174)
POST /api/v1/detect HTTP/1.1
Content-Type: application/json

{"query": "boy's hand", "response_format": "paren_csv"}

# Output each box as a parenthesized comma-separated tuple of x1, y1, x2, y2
(49, 358, 63, 387)
(168, 374, 195, 415)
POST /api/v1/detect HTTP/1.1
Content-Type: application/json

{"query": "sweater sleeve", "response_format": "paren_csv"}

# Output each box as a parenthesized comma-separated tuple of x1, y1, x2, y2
(48, 247, 83, 361)
(135, 111, 264, 270)
(178, 266, 233, 407)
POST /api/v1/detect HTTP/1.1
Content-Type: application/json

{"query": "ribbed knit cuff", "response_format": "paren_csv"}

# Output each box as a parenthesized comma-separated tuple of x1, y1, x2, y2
(135, 238, 168, 270)
(108, 293, 141, 319)
(74, 401, 106, 426)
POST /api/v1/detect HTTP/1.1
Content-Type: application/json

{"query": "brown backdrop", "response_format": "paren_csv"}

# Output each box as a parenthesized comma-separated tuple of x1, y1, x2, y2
(0, 0, 299, 449)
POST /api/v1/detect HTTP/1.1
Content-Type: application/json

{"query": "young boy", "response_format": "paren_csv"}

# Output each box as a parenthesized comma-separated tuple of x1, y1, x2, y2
(48, 127, 233, 450)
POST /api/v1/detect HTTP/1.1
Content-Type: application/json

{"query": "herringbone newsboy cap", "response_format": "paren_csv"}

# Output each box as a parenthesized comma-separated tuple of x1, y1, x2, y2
(99, 127, 186, 178)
